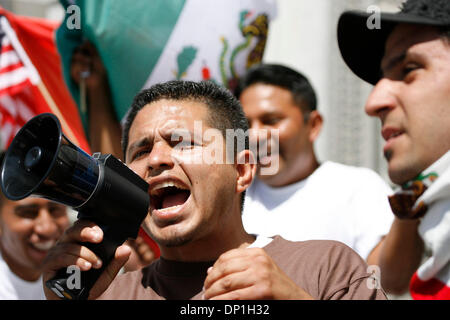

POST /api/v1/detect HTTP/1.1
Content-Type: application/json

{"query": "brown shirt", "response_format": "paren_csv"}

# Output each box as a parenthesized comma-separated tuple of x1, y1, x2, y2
(99, 236, 386, 300)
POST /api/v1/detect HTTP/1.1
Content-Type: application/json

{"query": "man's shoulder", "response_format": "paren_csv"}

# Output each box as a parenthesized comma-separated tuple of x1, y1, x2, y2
(262, 236, 386, 300)
(263, 235, 359, 258)
(313, 161, 392, 191)
(263, 235, 370, 281)
(0, 253, 17, 298)
(0, 268, 16, 299)
(317, 161, 384, 180)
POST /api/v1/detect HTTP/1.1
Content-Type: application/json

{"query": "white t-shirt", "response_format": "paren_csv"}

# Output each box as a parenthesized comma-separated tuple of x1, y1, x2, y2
(0, 251, 46, 300)
(248, 235, 274, 249)
(242, 161, 395, 260)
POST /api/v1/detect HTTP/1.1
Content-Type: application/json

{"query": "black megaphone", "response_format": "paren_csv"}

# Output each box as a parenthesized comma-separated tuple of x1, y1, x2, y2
(0, 113, 149, 300)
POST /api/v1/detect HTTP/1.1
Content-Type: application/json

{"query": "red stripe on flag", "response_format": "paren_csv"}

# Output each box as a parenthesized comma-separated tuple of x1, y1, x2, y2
(410, 272, 450, 300)
(0, 44, 14, 54)
(0, 7, 90, 153)
(0, 62, 24, 74)
(0, 85, 36, 148)
(0, 78, 30, 96)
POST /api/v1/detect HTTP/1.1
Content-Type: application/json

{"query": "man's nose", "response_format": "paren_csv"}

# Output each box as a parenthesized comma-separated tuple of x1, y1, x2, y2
(34, 209, 58, 237)
(365, 78, 397, 118)
(249, 121, 269, 144)
(146, 141, 175, 174)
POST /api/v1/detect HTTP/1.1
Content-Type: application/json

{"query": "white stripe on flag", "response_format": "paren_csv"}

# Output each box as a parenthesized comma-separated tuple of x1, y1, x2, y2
(0, 50, 21, 69)
(0, 121, 12, 150)
(0, 16, 40, 85)
(143, 0, 277, 89)
(17, 97, 34, 122)
(1, 35, 11, 46)
(0, 66, 28, 90)
(0, 94, 18, 117)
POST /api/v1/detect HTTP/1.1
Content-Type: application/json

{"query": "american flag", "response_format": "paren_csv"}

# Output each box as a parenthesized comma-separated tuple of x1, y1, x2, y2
(0, 19, 36, 150)
(0, 9, 89, 153)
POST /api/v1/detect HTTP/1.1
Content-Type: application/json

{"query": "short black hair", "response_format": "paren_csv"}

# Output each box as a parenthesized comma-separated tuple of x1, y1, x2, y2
(235, 63, 318, 120)
(122, 80, 249, 159)
(122, 80, 250, 210)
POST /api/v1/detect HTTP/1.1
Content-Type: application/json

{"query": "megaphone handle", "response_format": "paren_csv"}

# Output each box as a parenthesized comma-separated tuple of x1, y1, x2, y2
(45, 224, 127, 300)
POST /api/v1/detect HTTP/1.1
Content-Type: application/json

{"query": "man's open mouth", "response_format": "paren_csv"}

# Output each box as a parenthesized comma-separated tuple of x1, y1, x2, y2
(149, 181, 191, 213)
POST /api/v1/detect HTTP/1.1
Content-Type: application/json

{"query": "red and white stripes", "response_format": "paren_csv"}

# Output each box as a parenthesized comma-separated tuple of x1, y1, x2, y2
(0, 19, 36, 149)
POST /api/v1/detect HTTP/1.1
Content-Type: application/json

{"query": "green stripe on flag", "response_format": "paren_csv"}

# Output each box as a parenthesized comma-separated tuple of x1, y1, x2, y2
(56, 0, 186, 134)
(56, 0, 85, 132)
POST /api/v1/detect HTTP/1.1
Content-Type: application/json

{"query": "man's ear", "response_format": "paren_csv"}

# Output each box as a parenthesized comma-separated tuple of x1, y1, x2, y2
(307, 110, 323, 143)
(235, 149, 256, 194)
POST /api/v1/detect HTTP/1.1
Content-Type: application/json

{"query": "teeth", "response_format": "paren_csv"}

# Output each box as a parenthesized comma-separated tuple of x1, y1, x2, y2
(158, 204, 183, 213)
(389, 132, 401, 139)
(150, 181, 187, 196)
(32, 240, 55, 251)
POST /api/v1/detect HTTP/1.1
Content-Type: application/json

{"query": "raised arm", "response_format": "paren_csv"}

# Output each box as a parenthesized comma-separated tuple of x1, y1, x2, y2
(70, 41, 123, 158)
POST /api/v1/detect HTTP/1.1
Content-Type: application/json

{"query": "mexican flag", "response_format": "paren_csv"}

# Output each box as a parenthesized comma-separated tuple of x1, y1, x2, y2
(56, 0, 276, 133)
(410, 271, 450, 300)
(408, 152, 450, 300)
(0, 7, 90, 152)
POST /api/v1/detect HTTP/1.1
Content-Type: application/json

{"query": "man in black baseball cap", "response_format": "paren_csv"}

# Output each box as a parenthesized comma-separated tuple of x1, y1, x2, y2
(338, 0, 449, 85)
(337, 0, 450, 299)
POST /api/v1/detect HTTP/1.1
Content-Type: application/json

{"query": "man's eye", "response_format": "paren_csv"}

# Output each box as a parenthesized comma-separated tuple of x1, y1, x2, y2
(49, 206, 67, 217)
(132, 149, 150, 160)
(16, 209, 38, 219)
(176, 140, 197, 150)
(263, 118, 281, 125)
(402, 63, 420, 78)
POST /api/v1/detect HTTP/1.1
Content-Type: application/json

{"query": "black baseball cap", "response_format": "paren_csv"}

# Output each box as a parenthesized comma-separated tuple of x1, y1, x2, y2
(337, 0, 450, 85)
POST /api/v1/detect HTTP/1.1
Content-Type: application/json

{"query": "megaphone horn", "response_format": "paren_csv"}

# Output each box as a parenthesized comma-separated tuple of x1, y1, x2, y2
(0, 113, 149, 300)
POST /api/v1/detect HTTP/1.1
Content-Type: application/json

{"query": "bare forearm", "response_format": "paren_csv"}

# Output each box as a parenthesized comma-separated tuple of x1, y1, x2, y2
(87, 83, 123, 159)
(70, 41, 122, 158)
(378, 218, 424, 294)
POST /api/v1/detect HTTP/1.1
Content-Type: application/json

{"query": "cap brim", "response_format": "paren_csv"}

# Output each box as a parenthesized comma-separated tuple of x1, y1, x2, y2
(337, 10, 448, 85)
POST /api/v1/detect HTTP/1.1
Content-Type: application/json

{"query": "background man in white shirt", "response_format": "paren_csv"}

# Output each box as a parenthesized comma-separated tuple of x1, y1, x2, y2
(235, 63, 394, 267)
(0, 151, 69, 299)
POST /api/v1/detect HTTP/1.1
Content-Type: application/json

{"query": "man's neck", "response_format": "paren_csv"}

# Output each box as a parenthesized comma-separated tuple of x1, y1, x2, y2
(262, 155, 320, 188)
(159, 229, 256, 262)
(400, 150, 450, 188)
